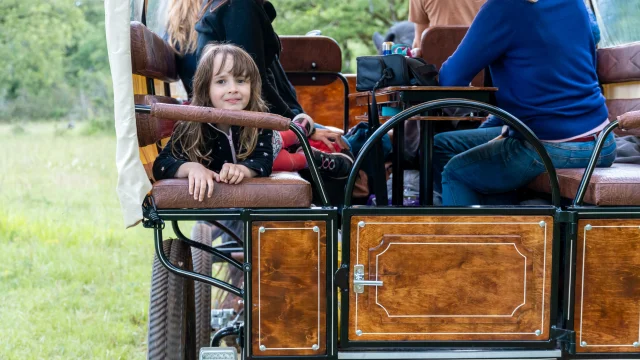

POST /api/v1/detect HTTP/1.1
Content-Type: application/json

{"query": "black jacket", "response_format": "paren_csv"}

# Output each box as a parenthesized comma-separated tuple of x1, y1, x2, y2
(195, 0, 303, 119)
(153, 124, 274, 180)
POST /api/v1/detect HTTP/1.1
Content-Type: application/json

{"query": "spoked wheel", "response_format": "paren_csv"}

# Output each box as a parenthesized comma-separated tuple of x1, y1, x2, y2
(147, 239, 197, 360)
(191, 221, 244, 350)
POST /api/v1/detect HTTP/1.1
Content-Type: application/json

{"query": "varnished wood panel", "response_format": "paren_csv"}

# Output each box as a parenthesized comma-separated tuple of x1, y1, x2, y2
(291, 74, 360, 130)
(349, 215, 553, 342)
(251, 221, 327, 356)
(574, 219, 640, 353)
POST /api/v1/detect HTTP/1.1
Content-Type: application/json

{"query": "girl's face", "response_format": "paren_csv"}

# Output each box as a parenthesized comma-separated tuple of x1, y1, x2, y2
(209, 54, 251, 111)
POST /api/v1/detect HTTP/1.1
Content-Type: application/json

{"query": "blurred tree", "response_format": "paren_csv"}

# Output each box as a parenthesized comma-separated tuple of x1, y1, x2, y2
(273, 0, 408, 72)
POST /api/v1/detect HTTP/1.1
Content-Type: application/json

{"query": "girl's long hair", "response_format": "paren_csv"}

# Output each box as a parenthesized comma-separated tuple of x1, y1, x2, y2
(171, 43, 269, 164)
(166, 0, 203, 55)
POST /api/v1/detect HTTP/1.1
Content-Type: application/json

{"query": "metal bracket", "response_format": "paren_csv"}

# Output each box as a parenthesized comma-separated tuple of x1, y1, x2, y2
(335, 264, 349, 291)
(551, 326, 576, 354)
(555, 210, 577, 225)
(353, 264, 383, 294)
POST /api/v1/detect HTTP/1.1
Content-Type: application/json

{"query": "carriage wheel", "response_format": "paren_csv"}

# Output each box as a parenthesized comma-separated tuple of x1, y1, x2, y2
(191, 222, 244, 349)
(147, 239, 197, 360)
(191, 222, 214, 351)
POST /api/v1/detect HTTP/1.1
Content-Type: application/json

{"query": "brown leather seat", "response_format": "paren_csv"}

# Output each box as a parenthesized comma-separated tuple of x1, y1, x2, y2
(529, 164, 640, 206)
(152, 172, 312, 209)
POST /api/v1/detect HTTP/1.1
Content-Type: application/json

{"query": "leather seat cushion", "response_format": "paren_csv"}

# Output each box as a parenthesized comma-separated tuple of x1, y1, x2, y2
(152, 172, 312, 209)
(528, 163, 640, 206)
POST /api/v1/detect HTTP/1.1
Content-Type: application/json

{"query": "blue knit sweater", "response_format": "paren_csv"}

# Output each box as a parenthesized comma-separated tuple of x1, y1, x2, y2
(439, 0, 608, 140)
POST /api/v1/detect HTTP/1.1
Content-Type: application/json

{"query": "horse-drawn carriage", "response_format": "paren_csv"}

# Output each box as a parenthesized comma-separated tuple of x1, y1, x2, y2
(106, 0, 640, 359)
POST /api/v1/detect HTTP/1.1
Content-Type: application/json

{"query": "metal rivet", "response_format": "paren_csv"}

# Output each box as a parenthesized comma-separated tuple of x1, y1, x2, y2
(585, 224, 592, 231)
(535, 329, 541, 336)
(312, 344, 319, 350)
(539, 221, 546, 228)
(313, 226, 319, 233)
(358, 221, 365, 228)
(311, 76, 316, 81)
(356, 330, 362, 336)
(311, 62, 317, 68)
(634, 341, 640, 348)
(581, 341, 587, 347)
(259, 226, 265, 233)
(259, 345, 266, 351)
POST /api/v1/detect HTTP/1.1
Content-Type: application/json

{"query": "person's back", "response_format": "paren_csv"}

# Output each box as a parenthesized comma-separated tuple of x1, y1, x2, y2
(440, 0, 607, 140)
(409, 0, 485, 48)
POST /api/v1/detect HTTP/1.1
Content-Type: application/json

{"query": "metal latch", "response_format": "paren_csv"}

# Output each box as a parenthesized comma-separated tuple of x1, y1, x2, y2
(353, 264, 383, 294)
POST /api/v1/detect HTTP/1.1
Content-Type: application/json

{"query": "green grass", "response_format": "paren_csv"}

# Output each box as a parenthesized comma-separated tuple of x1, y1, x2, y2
(0, 122, 181, 359)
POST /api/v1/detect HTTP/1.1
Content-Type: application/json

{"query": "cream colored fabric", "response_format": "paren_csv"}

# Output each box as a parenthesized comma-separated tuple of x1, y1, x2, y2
(409, 0, 486, 27)
(602, 82, 640, 100)
(105, 0, 152, 228)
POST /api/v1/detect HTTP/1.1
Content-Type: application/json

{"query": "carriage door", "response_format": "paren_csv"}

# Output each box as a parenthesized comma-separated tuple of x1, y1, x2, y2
(341, 211, 557, 349)
(570, 216, 640, 357)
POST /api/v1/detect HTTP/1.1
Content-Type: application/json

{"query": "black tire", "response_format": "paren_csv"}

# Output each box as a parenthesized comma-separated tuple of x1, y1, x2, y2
(191, 222, 214, 351)
(147, 239, 197, 360)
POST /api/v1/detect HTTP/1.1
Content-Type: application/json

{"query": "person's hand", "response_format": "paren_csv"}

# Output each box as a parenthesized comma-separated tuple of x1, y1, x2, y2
(488, 135, 505, 143)
(310, 128, 349, 152)
(219, 163, 252, 184)
(411, 47, 422, 58)
(182, 163, 219, 202)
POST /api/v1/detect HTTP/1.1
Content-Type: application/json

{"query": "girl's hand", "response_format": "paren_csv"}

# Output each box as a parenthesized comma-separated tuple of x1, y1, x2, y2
(219, 163, 254, 184)
(177, 162, 219, 201)
(310, 128, 349, 152)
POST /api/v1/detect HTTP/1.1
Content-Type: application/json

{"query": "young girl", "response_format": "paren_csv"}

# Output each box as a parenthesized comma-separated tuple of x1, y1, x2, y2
(153, 44, 353, 201)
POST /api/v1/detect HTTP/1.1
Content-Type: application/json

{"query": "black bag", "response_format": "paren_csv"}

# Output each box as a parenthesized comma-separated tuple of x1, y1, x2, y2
(355, 54, 438, 91)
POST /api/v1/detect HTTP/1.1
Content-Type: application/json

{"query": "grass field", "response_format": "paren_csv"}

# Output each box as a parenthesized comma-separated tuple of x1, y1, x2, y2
(0, 122, 171, 359)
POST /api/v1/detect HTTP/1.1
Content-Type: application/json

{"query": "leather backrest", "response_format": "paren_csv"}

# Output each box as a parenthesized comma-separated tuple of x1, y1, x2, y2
(420, 26, 484, 87)
(130, 21, 179, 82)
(135, 94, 178, 147)
(597, 42, 640, 84)
(279, 36, 342, 73)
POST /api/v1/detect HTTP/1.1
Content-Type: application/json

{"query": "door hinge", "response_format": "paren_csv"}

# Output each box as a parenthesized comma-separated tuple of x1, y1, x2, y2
(335, 264, 349, 291)
(551, 326, 576, 354)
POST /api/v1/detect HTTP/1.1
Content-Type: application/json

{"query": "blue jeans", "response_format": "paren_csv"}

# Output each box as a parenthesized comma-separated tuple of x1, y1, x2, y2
(433, 127, 617, 205)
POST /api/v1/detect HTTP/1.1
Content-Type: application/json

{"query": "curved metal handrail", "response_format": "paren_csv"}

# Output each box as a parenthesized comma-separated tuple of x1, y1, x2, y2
(343, 99, 562, 207)
(573, 120, 618, 206)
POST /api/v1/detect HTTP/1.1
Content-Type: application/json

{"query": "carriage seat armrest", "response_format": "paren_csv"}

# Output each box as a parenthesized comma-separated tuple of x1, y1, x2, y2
(149, 103, 291, 131)
(618, 110, 640, 131)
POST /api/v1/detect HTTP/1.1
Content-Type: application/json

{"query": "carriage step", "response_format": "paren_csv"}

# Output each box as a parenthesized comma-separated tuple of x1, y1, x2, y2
(337, 350, 561, 359)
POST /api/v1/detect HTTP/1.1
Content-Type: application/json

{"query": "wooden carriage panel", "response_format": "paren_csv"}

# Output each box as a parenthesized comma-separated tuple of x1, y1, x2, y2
(348, 215, 553, 342)
(290, 74, 360, 130)
(574, 219, 640, 353)
(251, 221, 327, 356)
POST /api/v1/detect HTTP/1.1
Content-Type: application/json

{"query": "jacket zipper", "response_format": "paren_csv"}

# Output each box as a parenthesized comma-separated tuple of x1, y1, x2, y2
(207, 124, 237, 164)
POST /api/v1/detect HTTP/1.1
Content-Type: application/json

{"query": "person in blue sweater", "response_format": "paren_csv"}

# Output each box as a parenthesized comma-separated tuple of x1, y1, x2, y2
(433, 0, 616, 206)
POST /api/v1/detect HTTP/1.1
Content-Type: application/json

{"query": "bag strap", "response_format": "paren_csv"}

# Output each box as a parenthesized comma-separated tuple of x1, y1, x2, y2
(406, 57, 438, 86)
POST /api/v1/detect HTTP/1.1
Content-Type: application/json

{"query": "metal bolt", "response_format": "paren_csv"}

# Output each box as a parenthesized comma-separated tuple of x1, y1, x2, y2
(585, 224, 592, 231)
(312, 344, 319, 350)
(358, 221, 365, 228)
(539, 221, 546, 228)
(259, 226, 265, 233)
(311, 62, 317, 68)
(259, 345, 266, 351)
(580, 341, 587, 347)
(311, 76, 317, 81)
(535, 329, 541, 336)
(634, 341, 640, 348)
(356, 330, 362, 336)
(244, 263, 251, 271)
(313, 226, 320, 233)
